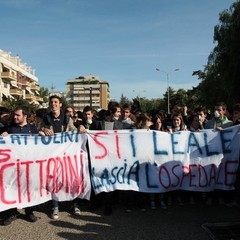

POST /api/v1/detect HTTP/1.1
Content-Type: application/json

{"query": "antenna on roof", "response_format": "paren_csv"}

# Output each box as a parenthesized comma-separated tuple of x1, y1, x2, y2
(50, 82, 55, 92)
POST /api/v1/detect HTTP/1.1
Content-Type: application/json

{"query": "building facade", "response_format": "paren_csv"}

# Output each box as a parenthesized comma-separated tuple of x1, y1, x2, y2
(66, 75, 110, 111)
(0, 49, 43, 105)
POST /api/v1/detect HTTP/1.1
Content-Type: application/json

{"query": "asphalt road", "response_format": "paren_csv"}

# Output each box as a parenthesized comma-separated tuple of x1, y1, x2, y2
(1, 198, 240, 240)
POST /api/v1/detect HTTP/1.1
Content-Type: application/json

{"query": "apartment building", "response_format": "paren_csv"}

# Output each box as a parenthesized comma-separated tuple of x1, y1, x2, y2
(66, 75, 110, 111)
(0, 49, 43, 105)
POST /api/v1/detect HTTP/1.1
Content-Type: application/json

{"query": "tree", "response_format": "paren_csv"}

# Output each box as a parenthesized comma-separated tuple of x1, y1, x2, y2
(2, 97, 38, 113)
(171, 89, 188, 107)
(39, 87, 49, 103)
(194, 1, 240, 110)
(119, 94, 131, 106)
(185, 87, 203, 111)
(163, 87, 176, 112)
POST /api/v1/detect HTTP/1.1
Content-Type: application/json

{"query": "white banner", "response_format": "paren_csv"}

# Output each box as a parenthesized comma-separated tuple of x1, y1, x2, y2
(87, 126, 240, 194)
(1, 126, 240, 212)
(0, 131, 91, 212)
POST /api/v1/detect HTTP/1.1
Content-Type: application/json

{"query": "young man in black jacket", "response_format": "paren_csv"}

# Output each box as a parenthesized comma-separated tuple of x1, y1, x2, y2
(1, 106, 38, 225)
(41, 95, 81, 220)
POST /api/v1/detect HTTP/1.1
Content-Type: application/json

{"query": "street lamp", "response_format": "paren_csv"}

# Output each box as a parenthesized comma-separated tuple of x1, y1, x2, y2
(156, 68, 179, 114)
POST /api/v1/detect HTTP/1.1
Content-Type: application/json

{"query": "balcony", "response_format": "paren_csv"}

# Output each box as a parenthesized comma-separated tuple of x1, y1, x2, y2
(10, 88, 22, 96)
(34, 96, 43, 102)
(30, 84, 40, 91)
(0, 72, 17, 81)
(21, 79, 31, 87)
(25, 93, 34, 100)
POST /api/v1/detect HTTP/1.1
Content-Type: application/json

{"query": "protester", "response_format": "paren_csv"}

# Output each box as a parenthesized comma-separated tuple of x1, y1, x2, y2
(33, 108, 48, 131)
(186, 114, 205, 204)
(135, 112, 152, 129)
(130, 112, 153, 211)
(205, 102, 233, 130)
(0, 106, 11, 134)
(88, 101, 123, 215)
(1, 99, 240, 223)
(166, 104, 188, 127)
(90, 101, 123, 131)
(166, 112, 188, 206)
(120, 103, 136, 129)
(188, 114, 203, 132)
(1, 106, 39, 225)
(41, 95, 81, 220)
(204, 102, 233, 206)
(64, 105, 82, 128)
(223, 102, 240, 207)
(81, 105, 95, 130)
(233, 103, 240, 125)
(167, 112, 187, 133)
(194, 106, 209, 128)
(150, 113, 168, 132)
(131, 100, 142, 115)
(149, 114, 168, 209)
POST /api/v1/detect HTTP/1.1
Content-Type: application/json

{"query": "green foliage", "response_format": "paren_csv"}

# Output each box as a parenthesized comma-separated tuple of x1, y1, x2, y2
(194, 1, 240, 111)
(39, 87, 49, 103)
(130, 97, 164, 114)
(1, 97, 39, 113)
(119, 94, 131, 105)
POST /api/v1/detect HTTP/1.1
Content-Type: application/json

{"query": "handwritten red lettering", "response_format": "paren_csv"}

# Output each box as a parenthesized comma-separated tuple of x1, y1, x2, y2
(21, 161, 34, 202)
(93, 132, 108, 160)
(0, 163, 16, 204)
(46, 158, 57, 193)
(16, 160, 22, 203)
(0, 149, 11, 163)
(67, 155, 79, 194)
(36, 159, 47, 197)
(114, 130, 121, 159)
(55, 157, 64, 193)
(80, 150, 85, 193)
(63, 154, 69, 193)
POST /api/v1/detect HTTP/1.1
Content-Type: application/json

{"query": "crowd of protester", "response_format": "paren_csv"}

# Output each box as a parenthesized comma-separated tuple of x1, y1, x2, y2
(0, 96, 240, 226)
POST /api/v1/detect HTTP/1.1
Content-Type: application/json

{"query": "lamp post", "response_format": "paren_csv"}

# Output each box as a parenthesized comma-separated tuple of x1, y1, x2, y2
(156, 68, 179, 114)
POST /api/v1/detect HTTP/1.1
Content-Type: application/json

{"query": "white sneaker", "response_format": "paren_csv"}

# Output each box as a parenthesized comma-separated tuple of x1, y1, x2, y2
(51, 208, 59, 220)
(74, 207, 81, 216)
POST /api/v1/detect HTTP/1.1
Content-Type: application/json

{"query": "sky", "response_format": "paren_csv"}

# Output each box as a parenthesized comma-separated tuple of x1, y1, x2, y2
(0, 0, 236, 101)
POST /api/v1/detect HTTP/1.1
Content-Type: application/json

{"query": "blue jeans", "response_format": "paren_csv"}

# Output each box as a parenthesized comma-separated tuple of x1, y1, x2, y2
(52, 199, 59, 208)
